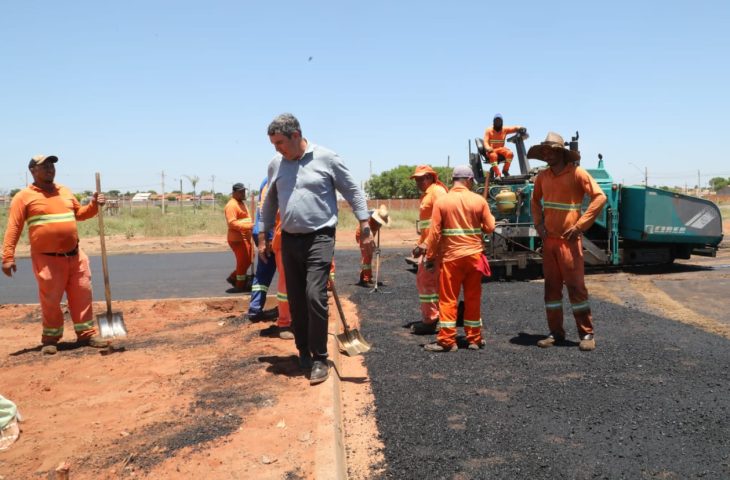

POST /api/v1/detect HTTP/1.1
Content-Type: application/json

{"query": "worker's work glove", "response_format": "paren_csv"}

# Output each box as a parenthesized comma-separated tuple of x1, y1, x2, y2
(424, 259, 435, 272)
(412, 243, 427, 258)
(2, 262, 17, 277)
(561, 225, 582, 241)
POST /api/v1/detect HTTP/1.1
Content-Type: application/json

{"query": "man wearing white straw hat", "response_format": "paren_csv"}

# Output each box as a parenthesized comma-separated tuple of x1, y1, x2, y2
(528, 132, 606, 351)
(356, 205, 390, 286)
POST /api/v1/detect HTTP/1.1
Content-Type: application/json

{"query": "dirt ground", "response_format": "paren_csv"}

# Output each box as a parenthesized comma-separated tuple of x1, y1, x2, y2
(0, 226, 412, 479)
(1, 223, 727, 479)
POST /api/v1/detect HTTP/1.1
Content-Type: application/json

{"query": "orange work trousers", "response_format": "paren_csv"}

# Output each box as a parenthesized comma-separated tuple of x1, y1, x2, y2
(436, 253, 483, 348)
(228, 239, 253, 288)
(416, 255, 440, 323)
(488, 147, 514, 176)
(542, 237, 594, 338)
(273, 246, 291, 328)
(359, 246, 373, 283)
(31, 250, 97, 345)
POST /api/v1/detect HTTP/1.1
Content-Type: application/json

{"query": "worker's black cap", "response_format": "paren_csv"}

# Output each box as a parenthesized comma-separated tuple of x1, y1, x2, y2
(232, 183, 246, 192)
(28, 155, 58, 169)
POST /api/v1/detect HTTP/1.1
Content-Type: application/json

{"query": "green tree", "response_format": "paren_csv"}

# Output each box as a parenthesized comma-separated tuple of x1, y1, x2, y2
(184, 175, 200, 210)
(365, 165, 452, 199)
(709, 177, 728, 192)
(9, 188, 21, 198)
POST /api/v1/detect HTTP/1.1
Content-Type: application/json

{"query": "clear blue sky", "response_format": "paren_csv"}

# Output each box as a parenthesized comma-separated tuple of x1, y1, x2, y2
(2, 1, 729, 195)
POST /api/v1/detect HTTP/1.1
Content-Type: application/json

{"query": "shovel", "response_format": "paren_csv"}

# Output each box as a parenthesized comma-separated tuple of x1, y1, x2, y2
(95, 173, 128, 339)
(369, 230, 389, 293)
(330, 280, 371, 356)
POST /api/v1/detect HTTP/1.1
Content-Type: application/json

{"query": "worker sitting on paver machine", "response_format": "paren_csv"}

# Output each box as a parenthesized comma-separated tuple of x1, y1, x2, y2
(224, 183, 254, 293)
(483, 113, 524, 178)
(423, 165, 496, 352)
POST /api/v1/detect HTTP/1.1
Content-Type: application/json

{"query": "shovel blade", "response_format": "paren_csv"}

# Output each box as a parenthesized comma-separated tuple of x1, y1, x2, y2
(97, 311, 128, 339)
(336, 329, 371, 356)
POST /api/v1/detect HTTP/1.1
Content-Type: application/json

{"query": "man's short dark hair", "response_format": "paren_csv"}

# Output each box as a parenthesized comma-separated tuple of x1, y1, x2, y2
(267, 113, 301, 138)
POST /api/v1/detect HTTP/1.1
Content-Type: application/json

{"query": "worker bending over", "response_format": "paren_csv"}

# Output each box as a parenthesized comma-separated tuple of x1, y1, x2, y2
(2, 155, 108, 354)
(224, 183, 254, 292)
(423, 165, 495, 352)
(483, 113, 523, 177)
(529, 132, 607, 351)
(409, 165, 448, 335)
(355, 205, 390, 286)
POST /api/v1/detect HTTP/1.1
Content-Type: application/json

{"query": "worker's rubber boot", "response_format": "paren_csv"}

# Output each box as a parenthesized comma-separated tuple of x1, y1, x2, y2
(225, 274, 236, 288)
(424, 342, 457, 352)
(579, 334, 596, 351)
(410, 321, 439, 335)
(78, 335, 110, 348)
(537, 333, 565, 348)
(41, 344, 58, 355)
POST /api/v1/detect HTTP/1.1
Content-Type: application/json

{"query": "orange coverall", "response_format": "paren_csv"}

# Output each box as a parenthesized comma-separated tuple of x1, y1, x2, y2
(355, 217, 381, 284)
(2, 184, 100, 345)
(416, 181, 448, 323)
(483, 126, 520, 176)
(224, 197, 253, 289)
(531, 164, 607, 338)
(271, 213, 291, 329)
(426, 184, 495, 348)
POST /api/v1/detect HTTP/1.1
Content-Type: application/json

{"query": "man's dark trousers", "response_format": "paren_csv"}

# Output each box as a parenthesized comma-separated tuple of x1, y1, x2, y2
(281, 227, 335, 361)
(248, 235, 277, 314)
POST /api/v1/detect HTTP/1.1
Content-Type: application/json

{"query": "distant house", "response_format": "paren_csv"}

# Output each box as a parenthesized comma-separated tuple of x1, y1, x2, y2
(131, 192, 152, 202)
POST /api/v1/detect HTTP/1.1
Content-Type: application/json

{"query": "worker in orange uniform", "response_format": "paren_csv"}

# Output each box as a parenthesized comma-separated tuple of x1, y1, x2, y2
(355, 205, 390, 286)
(260, 211, 294, 339)
(423, 165, 495, 352)
(2, 155, 109, 355)
(409, 165, 448, 335)
(224, 183, 254, 293)
(483, 113, 523, 177)
(528, 132, 607, 351)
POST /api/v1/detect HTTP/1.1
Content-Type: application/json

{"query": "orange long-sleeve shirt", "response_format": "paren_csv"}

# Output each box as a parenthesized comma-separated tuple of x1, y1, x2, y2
(2, 184, 99, 263)
(426, 184, 495, 263)
(483, 126, 520, 151)
(224, 198, 253, 242)
(417, 182, 448, 245)
(531, 164, 607, 238)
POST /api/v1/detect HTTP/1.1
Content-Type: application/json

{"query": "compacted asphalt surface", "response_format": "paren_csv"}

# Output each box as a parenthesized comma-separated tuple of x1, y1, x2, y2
(333, 247, 730, 480)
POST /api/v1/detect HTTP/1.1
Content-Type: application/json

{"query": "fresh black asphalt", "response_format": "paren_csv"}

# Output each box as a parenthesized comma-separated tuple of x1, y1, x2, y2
(333, 247, 730, 479)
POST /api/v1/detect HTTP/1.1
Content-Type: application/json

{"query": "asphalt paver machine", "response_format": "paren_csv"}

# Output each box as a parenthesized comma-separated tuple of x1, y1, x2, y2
(467, 130, 724, 279)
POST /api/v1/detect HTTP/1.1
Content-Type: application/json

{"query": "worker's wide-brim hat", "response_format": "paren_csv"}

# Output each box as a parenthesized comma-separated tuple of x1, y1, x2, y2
(0, 418, 20, 451)
(231, 182, 246, 192)
(371, 204, 391, 226)
(527, 132, 581, 163)
(410, 165, 439, 181)
(28, 155, 58, 169)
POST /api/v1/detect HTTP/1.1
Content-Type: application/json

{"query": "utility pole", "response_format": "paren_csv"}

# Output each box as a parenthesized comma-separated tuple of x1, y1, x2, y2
(161, 171, 166, 215)
(447, 155, 450, 168)
(697, 170, 701, 197)
(180, 178, 183, 213)
(644, 167, 648, 187)
(25, 171, 28, 186)
(210, 175, 216, 211)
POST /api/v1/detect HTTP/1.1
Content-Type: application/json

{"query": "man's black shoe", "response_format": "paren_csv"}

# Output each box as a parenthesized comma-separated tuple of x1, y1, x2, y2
(298, 352, 312, 370)
(246, 309, 279, 322)
(310, 360, 329, 385)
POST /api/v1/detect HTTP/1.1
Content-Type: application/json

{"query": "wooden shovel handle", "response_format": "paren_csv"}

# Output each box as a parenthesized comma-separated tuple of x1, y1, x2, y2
(329, 281, 351, 333)
(95, 173, 113, 316)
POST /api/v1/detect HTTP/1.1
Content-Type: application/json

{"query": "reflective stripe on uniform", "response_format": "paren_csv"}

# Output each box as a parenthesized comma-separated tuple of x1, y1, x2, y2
(438, 320, 457, 328)
(236, 274, 247, 281)
(43, 327, 64, 337)
(73, 319, 95, 332)
(463, 318, 482, 328)
(571, 300, 590, 312)
(489, 139, 505, 145)
(361, 264, 372, 270)
(251, 285, 269, 293)
(416, 219, 431, 230)
(419, 294, 439, 303)
(443, 228, 482, 236)
(543, 201, 581, 211)
(27, 212, 75, 227)
(545, 300, 563, 310)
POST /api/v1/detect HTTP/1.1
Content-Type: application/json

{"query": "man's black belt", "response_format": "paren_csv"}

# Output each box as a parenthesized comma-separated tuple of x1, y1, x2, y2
(282, 227, 336, 237)
(43, 246, 79, 257)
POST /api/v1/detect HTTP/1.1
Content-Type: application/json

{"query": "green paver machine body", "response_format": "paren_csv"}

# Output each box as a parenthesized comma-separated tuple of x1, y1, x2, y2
(468, 131, 723, 279)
